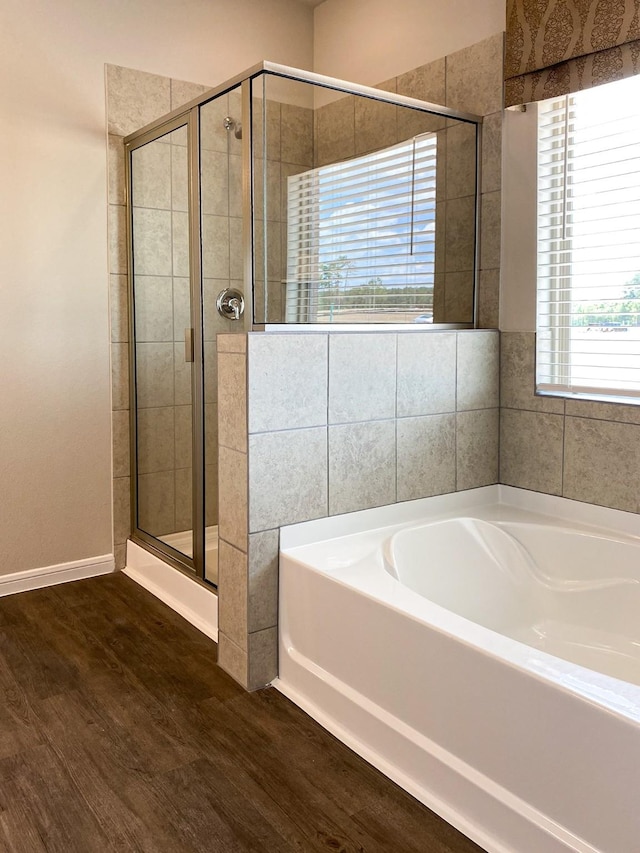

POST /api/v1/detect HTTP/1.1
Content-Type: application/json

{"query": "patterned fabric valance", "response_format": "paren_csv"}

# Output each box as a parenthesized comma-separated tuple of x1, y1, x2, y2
(505, 0, 640, 106)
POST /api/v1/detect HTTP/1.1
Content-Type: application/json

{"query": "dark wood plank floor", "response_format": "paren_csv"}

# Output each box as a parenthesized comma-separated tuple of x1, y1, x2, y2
(0, 574, 486, 852)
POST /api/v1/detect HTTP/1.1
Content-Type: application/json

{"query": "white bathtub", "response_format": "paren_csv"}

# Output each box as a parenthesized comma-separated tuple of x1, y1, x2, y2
(275, 486, 640, 853)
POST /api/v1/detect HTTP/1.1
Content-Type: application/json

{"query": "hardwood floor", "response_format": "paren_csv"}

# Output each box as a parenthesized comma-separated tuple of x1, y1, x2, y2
(0, 574, 486, 852)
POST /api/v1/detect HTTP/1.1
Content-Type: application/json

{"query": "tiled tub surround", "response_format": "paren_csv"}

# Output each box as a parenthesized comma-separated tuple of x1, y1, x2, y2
(501, 331, 640, 513)
(217, 329, 499, 688)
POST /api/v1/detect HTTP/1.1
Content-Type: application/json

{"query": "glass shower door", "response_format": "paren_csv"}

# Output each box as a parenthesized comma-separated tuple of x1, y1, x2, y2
(200, 84, 246, 585)
(130, 120, 196, 568)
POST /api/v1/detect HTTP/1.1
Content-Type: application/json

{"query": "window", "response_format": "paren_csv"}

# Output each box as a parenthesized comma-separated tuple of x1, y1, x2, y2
(536, 74, 640, 402)
(285, 134, 437, 323)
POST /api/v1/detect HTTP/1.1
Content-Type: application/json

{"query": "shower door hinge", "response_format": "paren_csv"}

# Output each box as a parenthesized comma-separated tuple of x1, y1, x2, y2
(184, 328, 194, 363)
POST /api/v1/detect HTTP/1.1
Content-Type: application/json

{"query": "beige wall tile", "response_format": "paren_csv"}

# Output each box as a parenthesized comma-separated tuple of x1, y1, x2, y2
(218, 633, 248, 689)
(170, 78, 211, 111)
(174, 466, 192, 533)
(375, 78, 398, 94)
(137, 470, 176, 536)
(329, 333, 395, 424)
(482, 111, 502, 194)
(249, 334, 326, 433)
(217, 333, 247, 354)
(480, 190, 501, 270)
(201, 214, 230, 279)
(457, 409, 499, 490)
(253, 158, 282, 224)
(229, 216, 244, 280)
(564, 398, 640, 425)
(397, 105, 445, 143)
(108, 135, 125, 205)
(249, 427, 327, 531)
(500, 409, 564, 495)
(329, 420, 396, 515)
(397, 331, 456, 416)
(112, 410, 131, 480)
(500, 332, 565, 414)
(218, 446, 248, 552)
(131, 208, 172, 276)
(445, 32, 504, 116)
(445, 195, 475, 272)
(446, 123, 477, 200)
(248, 530, 279, 634)
(397, 58, 446, 105)
(171, 143, 189, 212)
(111, 343, 130, 412)
(397, 413, 456, 501)
(204, 341, 217, 405)
(219, 352, 247, 451)
(281, 104, 313, 166)
(115, 544, 127, 571)
(174, 405, 192, 469)
(131, 140, 171, 209)
(201, 149, 230, 217)
(444, 272, 474, 323)
(113, 476, 131, 546)
(477, 268, 500, 329)
(134, 276, 173, 342)
(247, 627, 278, 690)
(137, 407, 175, 475)
(205, 461, 218, 528)
(354, 96, 397, 156)
(171, 211, 190, 278)
(315, 96, 355, 167)
(108, 204, 127, 275)
(172, 277, 190, 342)
(110, 275, 129, 343)
(136, 343, 174, 408)
(205, 402, 218, 474)
(218, 540, 248, 651)
(563, 417, 640, 512)
(457, 330, 499, 410)
(174, 342, 191, 407)
(106, 65, 171, 137)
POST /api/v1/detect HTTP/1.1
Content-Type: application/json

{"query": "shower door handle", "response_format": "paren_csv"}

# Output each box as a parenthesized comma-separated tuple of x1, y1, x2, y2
(184, 328, 194, 362)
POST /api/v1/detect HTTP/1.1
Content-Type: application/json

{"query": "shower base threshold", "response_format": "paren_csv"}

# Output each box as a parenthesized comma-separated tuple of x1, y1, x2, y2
(124, 540, 218, 641)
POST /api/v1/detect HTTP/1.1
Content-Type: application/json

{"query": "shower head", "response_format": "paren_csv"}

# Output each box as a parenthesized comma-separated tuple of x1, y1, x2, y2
(223, 115, 242, 139)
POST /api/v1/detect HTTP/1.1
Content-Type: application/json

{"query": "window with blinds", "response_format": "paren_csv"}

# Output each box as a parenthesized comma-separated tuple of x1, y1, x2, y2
(285, 133, 437, 323)
(536, 75, 640, 402)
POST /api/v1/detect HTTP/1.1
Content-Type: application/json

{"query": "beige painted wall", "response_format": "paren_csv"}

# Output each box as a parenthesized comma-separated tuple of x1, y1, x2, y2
(0, 0, 313, 574)
(313, 0, 505, 85)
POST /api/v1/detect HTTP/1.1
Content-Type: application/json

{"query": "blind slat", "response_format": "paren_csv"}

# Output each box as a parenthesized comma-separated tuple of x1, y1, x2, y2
(285, 134, 440, 322)
(536, 82, 640, 400)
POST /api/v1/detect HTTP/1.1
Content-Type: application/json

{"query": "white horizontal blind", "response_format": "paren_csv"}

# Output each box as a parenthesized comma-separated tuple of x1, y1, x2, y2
(536, 75, 640, 401)
(286, 134, 437, 323)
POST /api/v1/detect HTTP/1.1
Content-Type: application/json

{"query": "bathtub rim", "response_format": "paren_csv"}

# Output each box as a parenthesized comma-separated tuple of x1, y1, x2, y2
(279, 485, 640, 724)
(280, 484, 640, 550)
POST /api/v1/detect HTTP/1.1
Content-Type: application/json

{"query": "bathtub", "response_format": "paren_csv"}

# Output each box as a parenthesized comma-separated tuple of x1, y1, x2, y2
(275, 486, 640, 853)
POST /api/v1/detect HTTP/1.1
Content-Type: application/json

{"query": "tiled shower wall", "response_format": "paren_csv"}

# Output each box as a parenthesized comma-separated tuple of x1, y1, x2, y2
(500, 332, 640, 512)
(217, 329, 499, 688)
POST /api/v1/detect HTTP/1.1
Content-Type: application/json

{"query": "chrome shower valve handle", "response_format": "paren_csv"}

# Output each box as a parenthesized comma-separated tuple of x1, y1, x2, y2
(216, 288, 245, 321)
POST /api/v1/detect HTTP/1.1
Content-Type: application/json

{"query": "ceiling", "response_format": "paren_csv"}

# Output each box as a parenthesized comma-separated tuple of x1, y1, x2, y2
(294, 0, 326, 7)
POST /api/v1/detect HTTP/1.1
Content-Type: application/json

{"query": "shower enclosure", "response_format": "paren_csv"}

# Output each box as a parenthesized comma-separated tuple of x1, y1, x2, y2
(124, 62, 481, 587)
